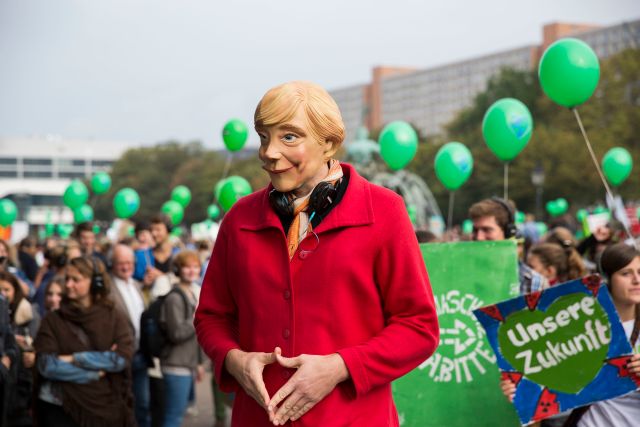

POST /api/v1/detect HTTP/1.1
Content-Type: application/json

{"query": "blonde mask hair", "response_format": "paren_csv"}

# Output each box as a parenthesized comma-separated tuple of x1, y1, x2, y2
(254, 81, 345, 150)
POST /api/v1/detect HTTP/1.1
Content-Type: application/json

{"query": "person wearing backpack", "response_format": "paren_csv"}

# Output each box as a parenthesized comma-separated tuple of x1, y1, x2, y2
(159, 250, 205, 427)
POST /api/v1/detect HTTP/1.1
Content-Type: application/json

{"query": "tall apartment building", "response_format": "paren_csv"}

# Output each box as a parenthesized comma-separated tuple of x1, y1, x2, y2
(331, 19, 640, 142)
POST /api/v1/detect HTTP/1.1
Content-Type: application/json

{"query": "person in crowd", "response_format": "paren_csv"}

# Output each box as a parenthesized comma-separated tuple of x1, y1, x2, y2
(469, 198, 549, 294)
(43, 277, 64, 313)
(33, 245, 67, 317)
(195, 81, 438, 426)
(527, 242, 587, 285)
(134, 214, 178, 303)
(160, 250, 205, 427)
(74, 222, 108, 266)
(0, 240, 33, 298)
(501, 242, 640, 426)
(64, 240, 83, 261)
(135, 221, 154, 251)
(577, 222, 618, 272)
(0, 292, 18, 427)
(110, 244, 150, 427)
(34, 256, 135, 427)
(17, 237, 39, 283)
(0, 271, 40, 426)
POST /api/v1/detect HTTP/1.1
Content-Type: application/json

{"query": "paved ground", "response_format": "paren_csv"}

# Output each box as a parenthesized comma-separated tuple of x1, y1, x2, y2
(183, 370, 232, 427)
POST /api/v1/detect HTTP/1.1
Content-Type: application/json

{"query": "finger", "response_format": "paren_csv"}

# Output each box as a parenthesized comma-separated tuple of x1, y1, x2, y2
(268, 380, 296, 414)
(276, 353, 302, 369)
(273, 392, 304, 425)
(290, 401, 315, 422)
(251, 373, 271, 409)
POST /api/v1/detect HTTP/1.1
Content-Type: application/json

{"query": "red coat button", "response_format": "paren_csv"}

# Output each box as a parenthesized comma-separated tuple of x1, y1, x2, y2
(283, 329, 290, 339)
(283, 290, 291, 299)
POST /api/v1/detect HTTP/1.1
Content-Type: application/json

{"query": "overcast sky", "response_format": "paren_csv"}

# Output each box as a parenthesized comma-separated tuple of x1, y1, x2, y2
(0, 0, 638, 150)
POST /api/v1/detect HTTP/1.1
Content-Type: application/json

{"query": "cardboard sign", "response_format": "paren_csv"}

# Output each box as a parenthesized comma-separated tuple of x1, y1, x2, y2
(473, 276, 638, 425)
(392, 241, 521, 427)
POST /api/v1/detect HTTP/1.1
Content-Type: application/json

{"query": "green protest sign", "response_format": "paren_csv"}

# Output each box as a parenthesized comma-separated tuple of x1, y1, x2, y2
(393, 241, 521, 427)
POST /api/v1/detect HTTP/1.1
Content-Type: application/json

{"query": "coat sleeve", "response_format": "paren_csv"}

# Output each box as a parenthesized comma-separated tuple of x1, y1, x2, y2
(337, 194, 439, 397)
(194, 224, 240, 392)
(111, 308, 135, 364)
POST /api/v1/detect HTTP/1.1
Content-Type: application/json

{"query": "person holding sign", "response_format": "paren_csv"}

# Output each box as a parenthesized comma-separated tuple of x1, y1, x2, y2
(195, 81, 439, 427)
(469, 198, 549, 294)
(571, 243, 640, 426)
(500, 243, 640, 426)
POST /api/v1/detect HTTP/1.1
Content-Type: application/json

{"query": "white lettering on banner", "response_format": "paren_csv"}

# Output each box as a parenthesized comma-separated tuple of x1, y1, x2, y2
(421, 292, 496, 384)
(506, 297, 596, 347)
(515, 319, 611, 375)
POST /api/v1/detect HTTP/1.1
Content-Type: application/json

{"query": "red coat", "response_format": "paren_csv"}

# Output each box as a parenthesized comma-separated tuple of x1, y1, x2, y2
(195, 163, 439, 427)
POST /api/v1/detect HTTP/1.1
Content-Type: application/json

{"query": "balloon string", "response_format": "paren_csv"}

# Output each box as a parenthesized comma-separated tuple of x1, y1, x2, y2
(572, 107, 635, 244)
(447, 191, 455, 231)
(503, 162, 509, 200)
(221, 153, 233, 181)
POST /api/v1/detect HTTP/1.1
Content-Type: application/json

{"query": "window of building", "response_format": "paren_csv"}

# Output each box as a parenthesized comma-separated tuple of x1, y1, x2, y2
(24, 171, 52, 178)
(91, 160, 113, 167)
(58, 171, 87, 179)
(0, 157, 17, 165)
(23, 158, 52, 166)
(0, 171, 17, 177)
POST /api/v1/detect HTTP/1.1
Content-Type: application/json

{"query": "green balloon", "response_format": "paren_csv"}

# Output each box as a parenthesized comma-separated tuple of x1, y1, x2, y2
(0, 199, 18, 227)
(222, 119, 249, 152)
(161, 200, 184, 225)
(539, 38, 600, 108)
(576, 208, 588, 222)
(379, 121, 418, 171)
(45, 223, 55, 237)
(593, 205, 609, 215)
(113, 188, 140, 219)
(546, 200, 560, 217)
(515, 211, 526, 224)
(170, 227, 183, 237)
(407, 205, 417, 224)
(482, 98, 533, 162)
(63, 180, 89, 209)
(434, 142, 473, 190)
(171, 185, 192, 208)
(536, 222, 548, 236)
(93, 224, 100, 234)
(57, 224, 74, 239)
(556, 198, 569, 215)
(90, 172, 111, 195)
(462, 219, 473, 234)
(219, 176, 252, 212)
(73, 204, 94, 224)
(214, 179, 227, 201)
(207, 204, 221, 220)
(602, 147, 633, 187)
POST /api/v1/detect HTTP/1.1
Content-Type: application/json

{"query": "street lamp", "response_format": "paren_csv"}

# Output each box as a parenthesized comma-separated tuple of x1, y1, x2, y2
(531, 162, 545, 219)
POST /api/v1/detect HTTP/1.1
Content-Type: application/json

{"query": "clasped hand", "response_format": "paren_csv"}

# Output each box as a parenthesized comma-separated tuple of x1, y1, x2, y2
(225, 347, 349, 425)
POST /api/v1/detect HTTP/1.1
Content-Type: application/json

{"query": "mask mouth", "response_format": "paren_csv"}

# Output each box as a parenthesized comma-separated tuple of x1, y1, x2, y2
(0, 256, 6, 264)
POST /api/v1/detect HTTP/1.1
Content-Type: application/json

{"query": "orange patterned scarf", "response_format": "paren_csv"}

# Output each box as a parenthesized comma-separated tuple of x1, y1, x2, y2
(286, 159, 343, 259)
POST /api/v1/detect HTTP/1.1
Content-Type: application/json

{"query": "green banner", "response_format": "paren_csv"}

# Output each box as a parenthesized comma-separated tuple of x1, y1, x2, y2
(393, 241, 521, 427)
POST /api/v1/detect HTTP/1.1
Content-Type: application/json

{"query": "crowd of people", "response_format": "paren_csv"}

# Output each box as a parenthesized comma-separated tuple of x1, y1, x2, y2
(0, 80, 637, 427)
(0, 214, 229, 427)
